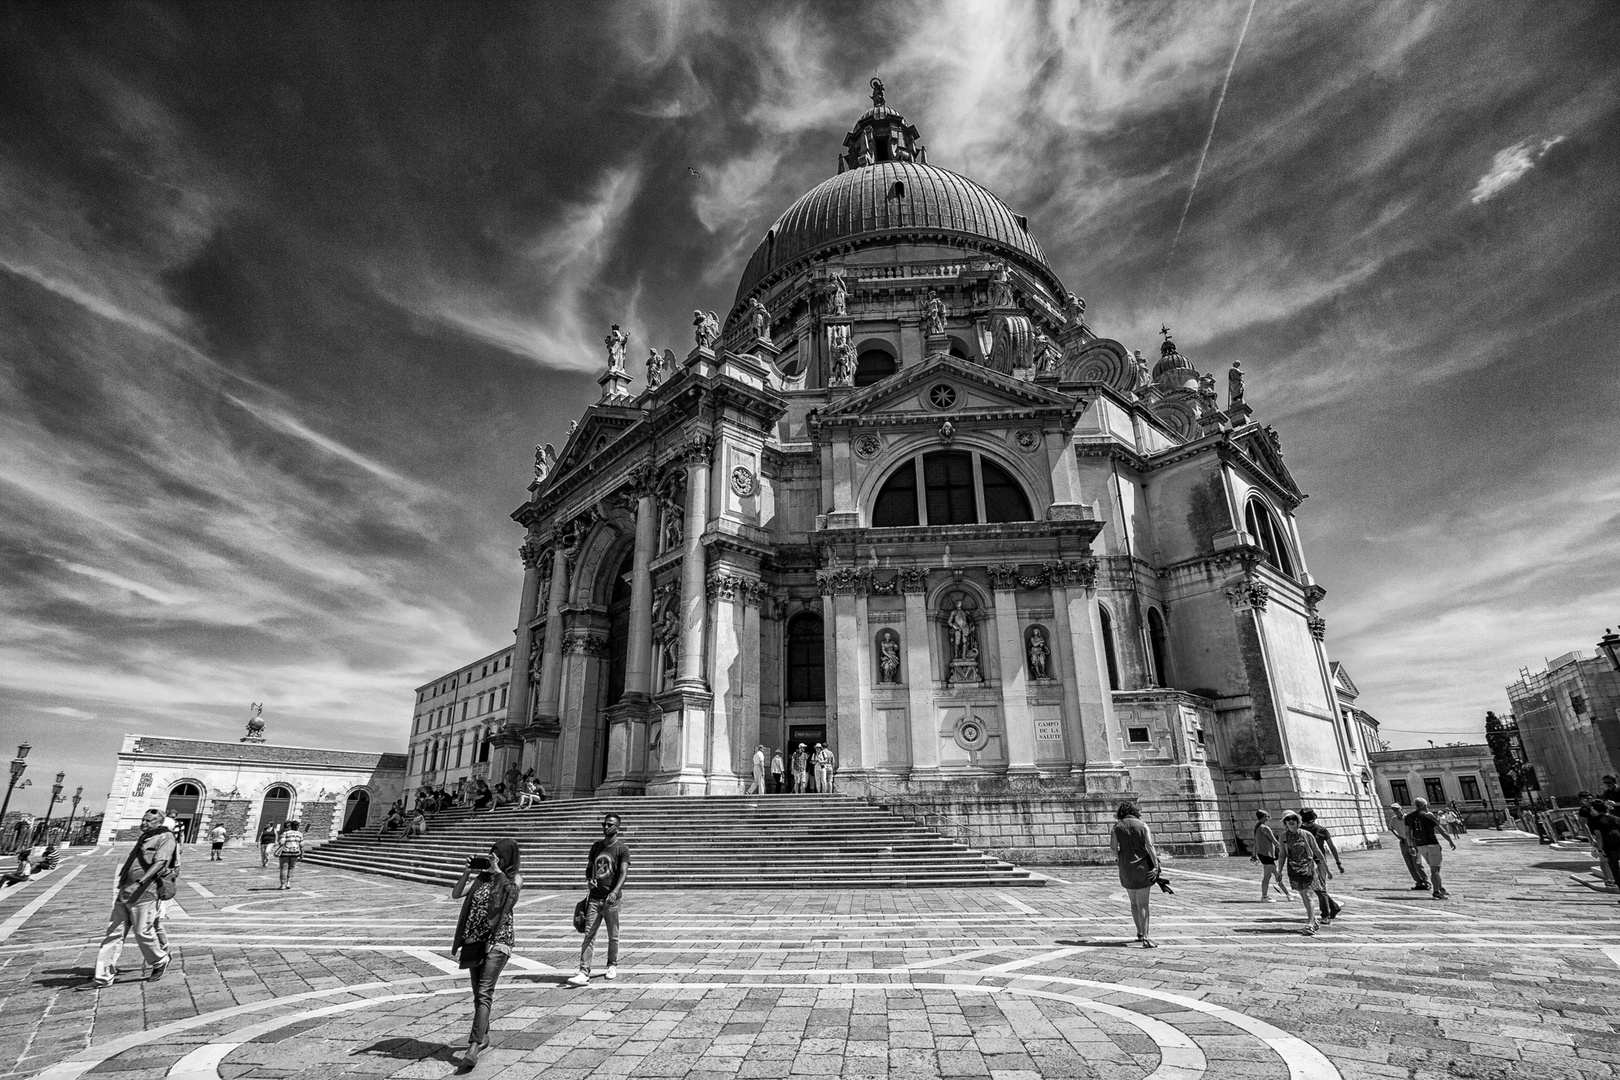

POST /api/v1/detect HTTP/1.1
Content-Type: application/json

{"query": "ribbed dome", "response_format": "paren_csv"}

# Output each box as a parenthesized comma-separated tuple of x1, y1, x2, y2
(732, 161, 1057, 308)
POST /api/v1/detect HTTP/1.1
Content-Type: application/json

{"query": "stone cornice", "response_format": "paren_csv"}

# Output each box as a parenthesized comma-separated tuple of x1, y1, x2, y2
(817, 519, 1102, 553)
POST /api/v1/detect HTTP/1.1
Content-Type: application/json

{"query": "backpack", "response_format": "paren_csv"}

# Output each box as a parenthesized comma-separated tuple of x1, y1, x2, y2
(1282, 834, 1316, 883)
(157, 845, 181, 900)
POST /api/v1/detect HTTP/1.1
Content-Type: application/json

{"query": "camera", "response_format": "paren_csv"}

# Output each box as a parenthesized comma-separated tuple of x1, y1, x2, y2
(466, 855, 491, 871)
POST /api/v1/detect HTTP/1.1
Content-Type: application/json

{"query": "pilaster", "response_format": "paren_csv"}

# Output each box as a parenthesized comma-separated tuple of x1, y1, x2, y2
(990, 573, 1038, 775)
(902, 572, 938, 777)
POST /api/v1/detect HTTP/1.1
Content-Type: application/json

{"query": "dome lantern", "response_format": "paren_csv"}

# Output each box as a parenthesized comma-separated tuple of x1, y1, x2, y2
(839, 78, 926, 173)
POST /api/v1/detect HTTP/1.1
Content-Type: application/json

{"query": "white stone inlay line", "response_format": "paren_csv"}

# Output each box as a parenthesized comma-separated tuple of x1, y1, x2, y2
(1601, 945, 1620, 969)
(402, 946, 463, 974)
(1026, 974, 1344, 1080)
(977, 946, 1084, 973)
(188, 881, 216, 898)
(996, 891, 1039, 915)
(0, 865, 84, 942)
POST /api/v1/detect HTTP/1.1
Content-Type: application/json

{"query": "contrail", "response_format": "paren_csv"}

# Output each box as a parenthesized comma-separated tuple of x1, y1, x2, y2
(1155, 0, 1258, 312)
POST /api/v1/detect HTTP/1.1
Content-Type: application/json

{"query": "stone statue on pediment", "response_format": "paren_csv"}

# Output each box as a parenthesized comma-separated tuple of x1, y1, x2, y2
(604, 324, 629, 373)
(534, 443, 556, 483)
(747, 297, 771, 344)
(693, 310, 720, 349)
(989, 263, 1015, 309)
(827, 270, 848, 316)
(645, 348, 664, 389)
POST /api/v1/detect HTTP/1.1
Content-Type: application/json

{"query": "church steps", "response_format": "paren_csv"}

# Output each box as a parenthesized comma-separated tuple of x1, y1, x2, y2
(301, 794, 1045, 887)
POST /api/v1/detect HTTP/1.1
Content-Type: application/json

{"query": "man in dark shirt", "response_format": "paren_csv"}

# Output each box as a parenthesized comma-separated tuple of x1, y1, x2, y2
(568, 813, 630, 986)
(1405, 797, 1457, 899)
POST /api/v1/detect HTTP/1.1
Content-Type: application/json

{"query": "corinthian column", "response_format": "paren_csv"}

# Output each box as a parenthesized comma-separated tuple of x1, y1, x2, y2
(504, 540, 547, 729)
(677, 435, 712, 689)
(624, 485, 658, 701)
(531, 543, 571, 724)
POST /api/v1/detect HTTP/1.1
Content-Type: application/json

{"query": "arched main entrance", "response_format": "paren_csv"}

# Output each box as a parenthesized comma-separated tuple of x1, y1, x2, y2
(260, 784, 293, 830)
(596, 549, 634, 789)
(341, 789, 370, 833)
(165, 782, 203, 843)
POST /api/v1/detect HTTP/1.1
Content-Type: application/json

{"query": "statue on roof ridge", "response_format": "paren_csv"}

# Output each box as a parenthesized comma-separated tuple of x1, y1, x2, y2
(870, 77, 885, 108)
(747, 297, 772, 344)
(604, 324, 629, 373)
(692, 309, 720, 349)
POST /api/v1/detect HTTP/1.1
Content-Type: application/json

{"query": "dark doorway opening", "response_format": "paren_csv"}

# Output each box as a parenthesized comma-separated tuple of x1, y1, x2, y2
(166, 782, 201, 844)
(260, 784, 293, 831)
(341, 789, 370, 833)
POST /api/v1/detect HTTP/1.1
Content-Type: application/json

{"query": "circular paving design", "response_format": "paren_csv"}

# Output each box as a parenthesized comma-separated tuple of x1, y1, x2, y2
(137, 975, 1313, 1080)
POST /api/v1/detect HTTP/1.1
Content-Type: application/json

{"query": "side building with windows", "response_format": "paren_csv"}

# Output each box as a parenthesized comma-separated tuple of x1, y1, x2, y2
(1369, 744, 1507, 826)
(1506, 650, 1620, 802)
(98, 726, 405, 846)
(485, 84, 1382, 860)
(405, 646, 515, 794)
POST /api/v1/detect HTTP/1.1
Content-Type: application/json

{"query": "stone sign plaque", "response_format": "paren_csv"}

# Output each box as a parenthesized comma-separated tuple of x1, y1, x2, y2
(1033, 719, 1065, 741)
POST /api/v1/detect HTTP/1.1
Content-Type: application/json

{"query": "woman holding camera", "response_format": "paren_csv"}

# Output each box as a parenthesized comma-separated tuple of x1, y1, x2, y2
(451, 838, 522, 1069)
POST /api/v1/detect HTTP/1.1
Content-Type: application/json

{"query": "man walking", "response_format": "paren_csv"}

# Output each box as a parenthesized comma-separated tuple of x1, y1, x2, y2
(208, 823, 227, 861)
(258, 822, 278, 867)
(749, 745, 767, 795)
(83, 808, 173, 989)
(569, 813, 630, 986)
(1405, 797, 1457, 899)
(1386, 802, 1430, 891)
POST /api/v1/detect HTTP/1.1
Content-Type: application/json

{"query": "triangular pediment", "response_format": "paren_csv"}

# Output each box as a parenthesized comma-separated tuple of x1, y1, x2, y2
(1329, 661, 1359, 699)
(819, 354, 1078, 422)
(1233, 425, 1303, 501)
(546, 405, 643, 487)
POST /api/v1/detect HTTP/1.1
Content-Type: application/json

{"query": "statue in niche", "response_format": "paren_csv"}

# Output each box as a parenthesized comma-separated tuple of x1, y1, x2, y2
(827, 271, 848, 316)
(645, 348, 664, 389)
(877, 630, 901, 684)
(604, 324, 629, 373)
(830, 338, 855, 387)
(1027, 627, 1050, 680)
(533, 443, 555, 483)
(659, 494, 683, 551)
(1228, 360, 1246, 410)
(654, 604, 681, 683)
(922, 290, 948, 337)
(747, 297, 771, 343)
(989, 263, 1015, 309)
(692, 310, 720, 349)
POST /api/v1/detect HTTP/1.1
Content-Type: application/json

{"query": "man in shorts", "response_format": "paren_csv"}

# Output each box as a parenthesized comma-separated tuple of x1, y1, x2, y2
(1405, 797, 1457, 899)
(208, 823, 227, 861)
(1385, 802, 1429, 891)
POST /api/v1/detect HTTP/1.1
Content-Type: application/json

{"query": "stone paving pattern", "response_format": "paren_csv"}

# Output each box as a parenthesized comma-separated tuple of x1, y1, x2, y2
(1, 829, 1617, 1079)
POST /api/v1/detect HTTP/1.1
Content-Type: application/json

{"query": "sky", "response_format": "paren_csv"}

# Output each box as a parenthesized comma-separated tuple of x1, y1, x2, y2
(2, 1, 1618, 815)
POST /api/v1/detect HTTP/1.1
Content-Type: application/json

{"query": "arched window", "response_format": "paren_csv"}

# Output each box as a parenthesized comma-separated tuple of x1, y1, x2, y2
(871, 451, 1035, 527)
(1147, 607, 1170, 687)
(1244, 497, 1296, 577)
(854, 347, 897, 386)
(260, 785, 293, 831)
(1099, 605, 1121, 692)
(166, 782, 202, 842)
(786, 613, 826, 703)
(948, 336, 973, 361)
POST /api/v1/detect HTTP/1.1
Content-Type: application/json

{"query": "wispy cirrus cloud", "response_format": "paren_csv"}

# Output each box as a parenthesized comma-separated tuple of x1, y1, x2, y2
(1470, 136, 1567, 203)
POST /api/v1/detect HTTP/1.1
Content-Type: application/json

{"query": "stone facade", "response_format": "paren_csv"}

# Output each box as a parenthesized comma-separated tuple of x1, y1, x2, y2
(1506, 650, 1620, 802)
(99, 734, 406, 846)
(482, 87, 1383, 860)
(1369, 744, 1508, 820)
(406, 647, 515, 793)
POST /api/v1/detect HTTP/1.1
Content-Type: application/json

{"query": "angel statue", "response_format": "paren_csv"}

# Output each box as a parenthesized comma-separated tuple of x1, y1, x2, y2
(645, 348, 664, 389)
(1064, 292, 1087, 325)
(826, 270, 848, 316)
(604, 324, 629, 373)
(533, 443, 556, 483)
(922, 290, 947, 337)
(989, 263, 1015, 309)
(747, 297, 772, 344)
(692, 309, 720, 349)
(830, 338, 855, 387)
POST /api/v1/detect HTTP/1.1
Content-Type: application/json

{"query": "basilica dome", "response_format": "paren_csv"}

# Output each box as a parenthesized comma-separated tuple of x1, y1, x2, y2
(731, 81, 1062, 312)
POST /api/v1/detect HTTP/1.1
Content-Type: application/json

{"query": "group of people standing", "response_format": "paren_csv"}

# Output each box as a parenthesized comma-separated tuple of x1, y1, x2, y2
(1578, 775, 1620, 895)
(749, 742, 835, 795)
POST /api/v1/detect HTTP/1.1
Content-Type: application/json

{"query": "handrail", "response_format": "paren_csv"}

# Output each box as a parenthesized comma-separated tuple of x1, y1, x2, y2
(856, 775, 980, 846)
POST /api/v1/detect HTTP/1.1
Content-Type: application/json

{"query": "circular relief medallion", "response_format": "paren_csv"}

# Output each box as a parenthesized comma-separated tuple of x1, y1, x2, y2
(730, 465, 757, 497)
(1014, 427, 1041, 452)
(928, 383, 957, 410)
(854, 433, 881, 459)
(955, 715, 991, 752)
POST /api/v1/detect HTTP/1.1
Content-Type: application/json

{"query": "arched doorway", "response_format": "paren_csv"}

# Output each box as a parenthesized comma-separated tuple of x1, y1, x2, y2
(595, 549, 634, 788)
(260, 784, 294, 831)
(165, 782, 203, 843)
(341, 789, 370, 833)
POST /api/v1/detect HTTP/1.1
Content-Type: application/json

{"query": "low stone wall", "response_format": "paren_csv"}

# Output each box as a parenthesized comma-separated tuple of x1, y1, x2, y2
(842, 773, 1231, 865)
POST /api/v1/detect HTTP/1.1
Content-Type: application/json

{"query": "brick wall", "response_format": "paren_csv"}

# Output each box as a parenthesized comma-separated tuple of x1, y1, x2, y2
(207, 798, 252, 842)
(300, 800, 336, 841)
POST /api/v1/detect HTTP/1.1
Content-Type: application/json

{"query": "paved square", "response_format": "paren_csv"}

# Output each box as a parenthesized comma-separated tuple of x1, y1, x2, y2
(2, 830, 1617, 1079)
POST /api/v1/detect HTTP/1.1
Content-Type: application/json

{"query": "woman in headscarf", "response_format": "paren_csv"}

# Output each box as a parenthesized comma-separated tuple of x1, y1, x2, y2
(451, 838, 522, 1069)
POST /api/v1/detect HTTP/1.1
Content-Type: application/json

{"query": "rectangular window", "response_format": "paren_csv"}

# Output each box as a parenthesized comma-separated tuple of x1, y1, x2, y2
(500, 687, 508, 708)
(1459, 775, 1481, 801)
(1423, 777, 1446, 804)
(461, 701, 469, 721)
(505, 655, 511, 669)
(1127, 726, 1151, 743)
(1390, 779, 1410, 804)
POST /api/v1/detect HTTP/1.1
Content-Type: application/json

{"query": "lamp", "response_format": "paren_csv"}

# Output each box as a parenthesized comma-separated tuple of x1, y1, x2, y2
(36, 771, 65, 848)
(0, 743, 30, 837)
(1599, 627, 1620, 673)
(64, 785, 84, 846)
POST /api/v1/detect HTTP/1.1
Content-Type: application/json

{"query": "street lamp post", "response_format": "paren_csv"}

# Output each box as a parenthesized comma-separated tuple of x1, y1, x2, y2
(35, 771, 65, 848)
(63, 786, 84, 846)
(1, 744, 31, 846)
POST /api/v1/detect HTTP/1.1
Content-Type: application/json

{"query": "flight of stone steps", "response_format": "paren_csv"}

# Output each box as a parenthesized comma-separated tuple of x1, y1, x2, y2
(302, 793, 1046, 888)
